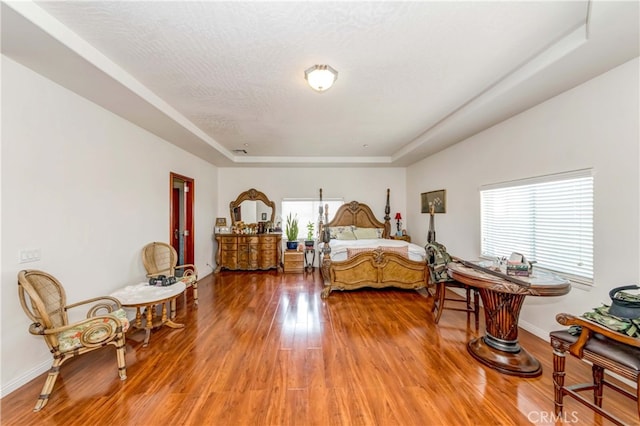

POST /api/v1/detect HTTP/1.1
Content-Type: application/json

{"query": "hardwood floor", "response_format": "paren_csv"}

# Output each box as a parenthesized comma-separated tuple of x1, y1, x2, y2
(2, 270, 636, 425)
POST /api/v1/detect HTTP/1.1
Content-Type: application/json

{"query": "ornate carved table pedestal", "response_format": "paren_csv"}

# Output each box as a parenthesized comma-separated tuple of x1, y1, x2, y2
(447, 262, 570, 377)
(111, 281, 186, 347)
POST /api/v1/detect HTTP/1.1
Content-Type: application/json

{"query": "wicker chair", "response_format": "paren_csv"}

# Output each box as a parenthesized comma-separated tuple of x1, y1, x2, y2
(17, 270, 128, 412)
(550, 313, 640, 425)
(141, 242, 198, 305)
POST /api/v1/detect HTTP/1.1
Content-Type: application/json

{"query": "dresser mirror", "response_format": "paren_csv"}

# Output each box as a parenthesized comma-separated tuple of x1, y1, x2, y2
(229, 188, 276, 227)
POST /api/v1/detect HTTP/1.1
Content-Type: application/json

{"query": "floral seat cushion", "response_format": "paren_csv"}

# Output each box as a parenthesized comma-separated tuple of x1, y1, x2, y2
(58, 308, 130, 352)
(179, 274, 197, 286)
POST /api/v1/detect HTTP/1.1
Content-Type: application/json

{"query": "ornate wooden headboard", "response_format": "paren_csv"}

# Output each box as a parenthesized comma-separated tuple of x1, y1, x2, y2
(322, 189, 391, 239)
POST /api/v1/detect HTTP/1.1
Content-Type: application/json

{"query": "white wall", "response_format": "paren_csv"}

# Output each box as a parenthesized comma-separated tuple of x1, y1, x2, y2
(407, 58, 640, 338)
(218, 167, 407, 231)
(1, 56, 219, 395)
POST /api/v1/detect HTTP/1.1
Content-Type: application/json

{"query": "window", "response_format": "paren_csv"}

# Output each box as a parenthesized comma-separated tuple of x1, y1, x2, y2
(281, 198, 344, 240)
(480, 169, 593, 284)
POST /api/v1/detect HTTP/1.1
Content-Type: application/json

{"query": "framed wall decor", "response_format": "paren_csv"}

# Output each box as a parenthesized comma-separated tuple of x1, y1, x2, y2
(421, 189, 446, 214)
(261, 212, 267, 221)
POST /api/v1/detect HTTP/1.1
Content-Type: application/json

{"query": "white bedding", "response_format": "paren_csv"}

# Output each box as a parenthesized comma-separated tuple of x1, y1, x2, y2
(327, 238, 427, 262)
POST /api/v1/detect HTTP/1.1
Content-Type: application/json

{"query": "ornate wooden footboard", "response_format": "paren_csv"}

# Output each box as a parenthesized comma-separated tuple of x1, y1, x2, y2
(321, 247, 429, 298)
(318, 190, 429, 298)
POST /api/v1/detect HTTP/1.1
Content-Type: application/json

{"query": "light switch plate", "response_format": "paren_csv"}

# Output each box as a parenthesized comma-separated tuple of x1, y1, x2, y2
(19, 249, 41, 263)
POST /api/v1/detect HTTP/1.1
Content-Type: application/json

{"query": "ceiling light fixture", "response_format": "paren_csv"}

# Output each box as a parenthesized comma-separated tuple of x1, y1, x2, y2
(304, 64, 338, 92)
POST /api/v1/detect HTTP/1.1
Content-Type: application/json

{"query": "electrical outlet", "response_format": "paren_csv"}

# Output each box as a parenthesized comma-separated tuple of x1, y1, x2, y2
(19, 249, 41, 263)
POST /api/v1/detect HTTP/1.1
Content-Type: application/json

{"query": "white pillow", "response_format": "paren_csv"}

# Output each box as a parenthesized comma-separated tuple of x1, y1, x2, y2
(353, 227, 379, 239)
(335, 229, 357, 240)
(328, 226, 355, 239)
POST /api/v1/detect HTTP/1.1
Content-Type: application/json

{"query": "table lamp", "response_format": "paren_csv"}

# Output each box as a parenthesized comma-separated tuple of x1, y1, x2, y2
(395, 212, 402, 236)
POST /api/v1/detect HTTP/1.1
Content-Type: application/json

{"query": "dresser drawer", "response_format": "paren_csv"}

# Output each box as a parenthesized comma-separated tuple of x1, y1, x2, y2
(221, 242, 238, 251)
(220, 236, 238, 246)
(238, 236, 259, 244)
(260, 235, 279, 245)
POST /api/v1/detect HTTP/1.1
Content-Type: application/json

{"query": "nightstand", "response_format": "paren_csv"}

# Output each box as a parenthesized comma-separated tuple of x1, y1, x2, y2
(283, 250, 304, 273)
(391, 235, 411, 243)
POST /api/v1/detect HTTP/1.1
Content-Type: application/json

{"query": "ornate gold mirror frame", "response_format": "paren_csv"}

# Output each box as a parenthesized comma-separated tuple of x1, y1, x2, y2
(229, 188, 276, 226)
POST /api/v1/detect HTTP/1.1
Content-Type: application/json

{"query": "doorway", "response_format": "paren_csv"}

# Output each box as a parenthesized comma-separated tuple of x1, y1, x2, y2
(170, 172, 194, 269)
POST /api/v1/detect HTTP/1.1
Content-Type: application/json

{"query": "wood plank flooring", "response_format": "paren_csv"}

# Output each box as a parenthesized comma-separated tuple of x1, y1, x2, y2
(2, 270, 637, 425)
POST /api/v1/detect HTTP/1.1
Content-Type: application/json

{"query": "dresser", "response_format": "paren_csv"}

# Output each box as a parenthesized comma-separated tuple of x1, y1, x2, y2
(215, 233, 282, 273)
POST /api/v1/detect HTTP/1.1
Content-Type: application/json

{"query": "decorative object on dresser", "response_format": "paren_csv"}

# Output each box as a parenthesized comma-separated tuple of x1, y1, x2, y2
(215, 217, 228, 234)
(318, 189, 429, 298)
(17, 270, 128, 412)
(215, 188, 282, 273)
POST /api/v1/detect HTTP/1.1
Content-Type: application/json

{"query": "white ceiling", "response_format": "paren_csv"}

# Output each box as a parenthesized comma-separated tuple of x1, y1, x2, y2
(2, 1, 638, 167)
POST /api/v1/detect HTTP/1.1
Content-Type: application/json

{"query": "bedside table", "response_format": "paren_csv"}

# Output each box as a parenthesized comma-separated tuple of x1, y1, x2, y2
(391, 235, 411, 243)
(283, 250, 304, 273)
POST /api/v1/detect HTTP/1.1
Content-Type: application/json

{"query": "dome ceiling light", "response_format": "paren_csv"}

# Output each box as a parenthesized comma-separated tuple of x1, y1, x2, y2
(304, 64, 338, 92)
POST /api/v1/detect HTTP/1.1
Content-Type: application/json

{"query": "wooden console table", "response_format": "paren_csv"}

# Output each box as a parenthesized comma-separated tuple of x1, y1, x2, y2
(447, 261, 570, 377)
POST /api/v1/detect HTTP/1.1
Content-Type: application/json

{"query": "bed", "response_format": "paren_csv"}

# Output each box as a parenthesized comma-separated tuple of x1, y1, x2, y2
(319, 191, 429, 298)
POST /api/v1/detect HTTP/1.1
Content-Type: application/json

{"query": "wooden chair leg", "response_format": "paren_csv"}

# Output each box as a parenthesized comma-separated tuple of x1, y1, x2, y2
(433, 282, 446, 324)
(192, 282, 198, 306)
(34, 358, 63, 412)
(116, 334, 127, 380)
(637, 380, 639, 419)
(592, 365, 604, 408)
(552, 348, 567, 416)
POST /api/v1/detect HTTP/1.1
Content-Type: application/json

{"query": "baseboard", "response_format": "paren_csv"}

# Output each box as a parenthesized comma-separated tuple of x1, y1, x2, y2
(0, 359, 50, 398)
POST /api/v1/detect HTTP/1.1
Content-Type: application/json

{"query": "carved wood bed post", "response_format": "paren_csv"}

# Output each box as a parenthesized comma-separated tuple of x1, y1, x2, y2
(318, 189, 332, 281)
(318, 188, 323, 240)
(383, 188, 391, 239)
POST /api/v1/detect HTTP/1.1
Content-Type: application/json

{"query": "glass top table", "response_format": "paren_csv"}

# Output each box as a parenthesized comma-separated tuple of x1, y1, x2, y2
(447, 260, 570, 377)
(111, 282, 186, 347)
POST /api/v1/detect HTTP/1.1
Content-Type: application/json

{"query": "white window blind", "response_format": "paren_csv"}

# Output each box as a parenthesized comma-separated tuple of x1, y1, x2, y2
(480, 169, 593, 284)
(281, 199, 344, 240)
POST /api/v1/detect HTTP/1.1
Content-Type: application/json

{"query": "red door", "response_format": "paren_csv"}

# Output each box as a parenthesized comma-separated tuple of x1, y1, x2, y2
(169, 173, 195, 266)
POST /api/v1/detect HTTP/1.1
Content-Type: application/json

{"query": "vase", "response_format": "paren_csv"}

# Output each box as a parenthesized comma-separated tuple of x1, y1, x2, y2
(286, 241, 298, 250)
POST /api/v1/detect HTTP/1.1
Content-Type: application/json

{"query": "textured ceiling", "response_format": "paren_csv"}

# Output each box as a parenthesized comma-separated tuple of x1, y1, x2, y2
(2, 1, 639, 167)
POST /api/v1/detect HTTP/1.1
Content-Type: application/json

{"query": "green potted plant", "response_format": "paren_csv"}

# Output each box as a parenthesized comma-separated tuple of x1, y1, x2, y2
(285, 213, 299, 250)
(305, 221, 315, 247)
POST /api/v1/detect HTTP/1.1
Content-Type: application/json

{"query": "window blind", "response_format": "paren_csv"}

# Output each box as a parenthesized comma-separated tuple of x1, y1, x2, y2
(480, 169, 593, 284)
